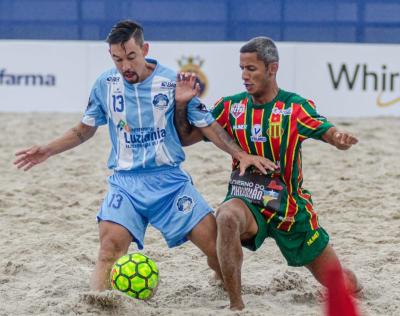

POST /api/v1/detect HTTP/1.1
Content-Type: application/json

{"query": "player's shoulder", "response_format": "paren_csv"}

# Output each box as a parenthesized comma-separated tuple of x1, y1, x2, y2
(279, 89, 312, 107)
(95, 68, 121, 86)
(211, 92, 249, 111)
(153, 61, 176, 81)
(220, 91, 249, 103)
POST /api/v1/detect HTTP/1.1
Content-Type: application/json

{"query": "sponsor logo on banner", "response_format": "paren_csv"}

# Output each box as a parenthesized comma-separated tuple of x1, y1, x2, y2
(230, 103, 245, 118)
(176, 196, 194, 214)
(267, 122, 284, 139)
(0, 68, 56, 86)
(327, 63, 400, 108)
(178, 55, 208, 97)
(250, 124, 266, 142)
(152, 93, 169, 110)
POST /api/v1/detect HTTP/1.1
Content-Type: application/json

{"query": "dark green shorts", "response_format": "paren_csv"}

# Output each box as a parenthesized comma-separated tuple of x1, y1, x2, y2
(225, 196, 329, 267)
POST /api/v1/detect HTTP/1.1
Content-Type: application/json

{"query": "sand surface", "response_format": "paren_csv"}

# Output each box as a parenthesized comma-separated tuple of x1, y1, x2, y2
(1, 113, 399, 316)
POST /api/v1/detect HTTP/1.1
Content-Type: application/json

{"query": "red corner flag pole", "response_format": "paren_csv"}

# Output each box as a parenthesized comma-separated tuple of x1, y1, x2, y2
(325, 263, 360, 316)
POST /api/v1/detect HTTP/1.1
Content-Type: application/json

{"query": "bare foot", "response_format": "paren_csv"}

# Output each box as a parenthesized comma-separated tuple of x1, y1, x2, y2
(80, 290, 123, 308)
(209, 272, 225, 289)
(343, 268, 363, 297)
(230, 302, 245, 311)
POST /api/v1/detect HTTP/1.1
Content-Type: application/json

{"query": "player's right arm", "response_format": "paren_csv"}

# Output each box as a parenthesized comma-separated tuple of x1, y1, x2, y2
(174, 72, 207, 146)
(14, 122, 97, 171)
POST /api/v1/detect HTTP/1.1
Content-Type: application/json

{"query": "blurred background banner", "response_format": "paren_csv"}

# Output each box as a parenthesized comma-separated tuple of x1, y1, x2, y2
(1, 40, 400, 116)
(1, 0, 400, 116)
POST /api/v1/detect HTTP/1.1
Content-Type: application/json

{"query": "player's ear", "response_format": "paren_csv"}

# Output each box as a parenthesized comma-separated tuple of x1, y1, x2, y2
(142, 42, 149, 57)
(269, 62, 279, 75)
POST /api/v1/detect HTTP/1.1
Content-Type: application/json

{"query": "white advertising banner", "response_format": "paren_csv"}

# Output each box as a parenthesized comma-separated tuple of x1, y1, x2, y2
(0, 41, 90, 112)
(293, 43, 400, 117)
(0, 40, 399, 116)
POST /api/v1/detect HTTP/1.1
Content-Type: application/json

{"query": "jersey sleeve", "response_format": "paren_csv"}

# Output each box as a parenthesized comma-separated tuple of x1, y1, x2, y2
(296, 99, 334, 140)
(210, 97, 228, 128)
(81, 79, 107, 127)
(186, 96, 215, 127)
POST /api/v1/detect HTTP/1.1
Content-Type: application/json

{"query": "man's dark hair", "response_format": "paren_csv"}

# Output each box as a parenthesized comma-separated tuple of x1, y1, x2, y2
(240, 36, 279, 66)
(106, 20, 144, 46)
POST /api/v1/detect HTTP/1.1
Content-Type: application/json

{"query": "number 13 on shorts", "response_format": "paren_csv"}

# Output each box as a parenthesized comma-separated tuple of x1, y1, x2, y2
(108, 193, 123, 209)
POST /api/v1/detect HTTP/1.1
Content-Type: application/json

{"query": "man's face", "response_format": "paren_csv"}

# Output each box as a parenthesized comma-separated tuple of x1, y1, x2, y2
(240, 52, 274, 98)
(109, 37, 149, 84)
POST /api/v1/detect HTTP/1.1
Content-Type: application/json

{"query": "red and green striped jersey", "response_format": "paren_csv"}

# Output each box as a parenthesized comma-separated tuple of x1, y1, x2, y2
(212, 89, 334, 232)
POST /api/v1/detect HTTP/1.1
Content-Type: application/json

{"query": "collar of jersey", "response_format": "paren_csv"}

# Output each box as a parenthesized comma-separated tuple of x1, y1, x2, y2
(123, 58, 158, 89)
(249, 88, 283, 108)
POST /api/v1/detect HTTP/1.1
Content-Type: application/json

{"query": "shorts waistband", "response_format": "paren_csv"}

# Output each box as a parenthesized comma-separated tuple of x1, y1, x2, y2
(113, 165, 180, 175)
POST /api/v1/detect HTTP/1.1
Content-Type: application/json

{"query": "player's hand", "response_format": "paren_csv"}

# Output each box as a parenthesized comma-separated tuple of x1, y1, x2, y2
(175, 72, 200, 106)
(14, 145, 52, 171)
(236, 152, 279, 176)
(333, 132, 358, 150)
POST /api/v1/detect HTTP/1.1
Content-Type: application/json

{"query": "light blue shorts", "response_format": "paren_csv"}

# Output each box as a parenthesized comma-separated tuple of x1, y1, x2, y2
(97, 166, 213, 249)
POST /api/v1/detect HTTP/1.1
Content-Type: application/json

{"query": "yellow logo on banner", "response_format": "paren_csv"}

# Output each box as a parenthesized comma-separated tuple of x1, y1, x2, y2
(267, 122, 283, 139)
(177, 56, 208, 98)
(376, 92, 400, 107)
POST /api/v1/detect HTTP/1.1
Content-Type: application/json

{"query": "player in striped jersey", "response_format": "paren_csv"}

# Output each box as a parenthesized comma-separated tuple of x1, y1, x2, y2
(176, 37, 360, 310)
(14, 21, 275, 295)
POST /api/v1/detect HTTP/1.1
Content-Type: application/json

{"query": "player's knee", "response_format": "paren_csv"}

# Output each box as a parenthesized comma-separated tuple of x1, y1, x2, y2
(98, 236, 126, 264)
(216, 208, 240, 233)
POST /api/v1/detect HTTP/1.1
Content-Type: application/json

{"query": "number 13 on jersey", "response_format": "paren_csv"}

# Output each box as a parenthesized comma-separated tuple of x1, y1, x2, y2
(112, 95, 124, 112)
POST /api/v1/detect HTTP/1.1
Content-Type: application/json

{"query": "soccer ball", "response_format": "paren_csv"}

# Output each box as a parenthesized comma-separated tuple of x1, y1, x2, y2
(110, 253, 159, 300)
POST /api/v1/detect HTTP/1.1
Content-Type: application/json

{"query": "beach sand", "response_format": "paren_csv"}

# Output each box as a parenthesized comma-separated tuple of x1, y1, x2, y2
(1, 113, 399, 315)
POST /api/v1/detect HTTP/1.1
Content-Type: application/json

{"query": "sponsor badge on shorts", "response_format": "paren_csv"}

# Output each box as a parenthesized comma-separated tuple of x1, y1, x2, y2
(176, 196, 195, 214)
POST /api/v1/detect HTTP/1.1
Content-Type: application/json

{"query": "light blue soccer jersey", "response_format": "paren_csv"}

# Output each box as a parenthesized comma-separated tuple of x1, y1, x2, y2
(82, 58, 214, 171)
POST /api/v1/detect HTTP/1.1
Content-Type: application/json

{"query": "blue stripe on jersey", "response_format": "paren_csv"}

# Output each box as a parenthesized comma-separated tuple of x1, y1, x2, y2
(82, 58, 214, 171)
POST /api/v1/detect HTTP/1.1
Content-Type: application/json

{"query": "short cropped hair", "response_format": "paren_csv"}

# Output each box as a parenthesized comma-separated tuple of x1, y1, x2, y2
(240, 37, 279, 65)
(106, 20, 144, 46)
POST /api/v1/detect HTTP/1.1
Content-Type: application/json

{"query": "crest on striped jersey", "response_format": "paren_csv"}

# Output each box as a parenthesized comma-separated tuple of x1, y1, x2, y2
(267, 122, 284, 139)
(230, 102, 245, 119)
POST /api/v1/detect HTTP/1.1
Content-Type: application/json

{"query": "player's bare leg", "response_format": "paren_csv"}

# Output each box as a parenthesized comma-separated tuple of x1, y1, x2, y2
(188, 213, 223, 282)
(306, 244, 360, 295)
(216, 199, 258, 311)
(90, 221, 132, 291)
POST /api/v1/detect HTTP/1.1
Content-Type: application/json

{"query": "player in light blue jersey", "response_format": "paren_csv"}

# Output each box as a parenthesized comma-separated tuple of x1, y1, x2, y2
(14, 20, 275, 294)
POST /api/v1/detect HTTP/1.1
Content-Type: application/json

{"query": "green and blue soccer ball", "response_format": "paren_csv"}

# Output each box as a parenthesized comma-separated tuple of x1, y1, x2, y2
(110, 253, 159, 300)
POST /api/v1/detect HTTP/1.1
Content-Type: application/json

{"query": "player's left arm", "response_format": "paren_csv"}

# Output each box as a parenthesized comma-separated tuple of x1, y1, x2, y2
(322, 127, 358, 150)
(297, 99, 358, 150)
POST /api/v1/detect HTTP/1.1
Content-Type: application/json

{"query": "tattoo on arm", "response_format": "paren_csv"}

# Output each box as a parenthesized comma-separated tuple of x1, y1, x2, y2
(174, 106, 193, 137)
(72, 127, 85, 143)
(214, 123, 243, 156)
